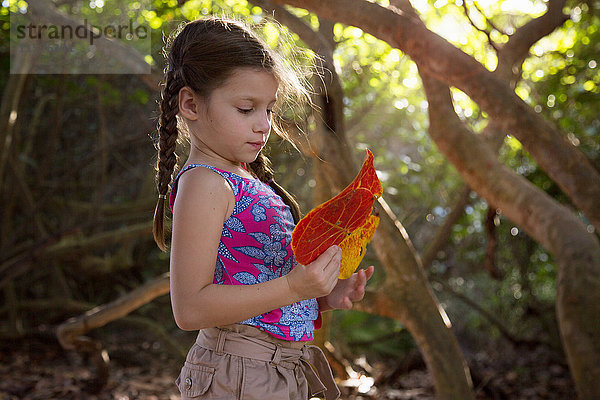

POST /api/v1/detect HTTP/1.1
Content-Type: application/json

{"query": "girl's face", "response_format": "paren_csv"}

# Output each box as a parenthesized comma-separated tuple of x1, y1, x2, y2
(183, 67, 279, 167)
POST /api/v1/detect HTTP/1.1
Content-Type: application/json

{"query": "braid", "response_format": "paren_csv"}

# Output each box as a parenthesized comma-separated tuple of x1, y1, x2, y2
(248, 152, 274, 182)
(153, 70, 185, 252)
(248, 153, 302, 224)
(153, 16, 315, 250)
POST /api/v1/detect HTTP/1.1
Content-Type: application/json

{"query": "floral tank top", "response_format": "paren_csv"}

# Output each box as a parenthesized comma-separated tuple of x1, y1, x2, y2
(169, 164, 321, 341)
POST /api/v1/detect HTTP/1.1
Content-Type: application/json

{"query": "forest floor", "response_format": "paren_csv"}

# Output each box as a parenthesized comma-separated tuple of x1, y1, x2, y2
(0, 329, 577, 400)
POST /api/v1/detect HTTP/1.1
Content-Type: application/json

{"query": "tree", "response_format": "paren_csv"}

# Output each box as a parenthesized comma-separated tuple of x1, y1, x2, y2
(268, 0, 600, 398)
(252, 1, 477, 398)
(3, 0, 598, 397)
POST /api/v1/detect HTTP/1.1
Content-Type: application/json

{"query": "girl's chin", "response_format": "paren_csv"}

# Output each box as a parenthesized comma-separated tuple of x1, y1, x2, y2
(243, 151, 261, 164)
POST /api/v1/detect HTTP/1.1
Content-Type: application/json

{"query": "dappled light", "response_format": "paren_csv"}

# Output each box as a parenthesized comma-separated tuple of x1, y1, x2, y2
(1, 0, 598, 399)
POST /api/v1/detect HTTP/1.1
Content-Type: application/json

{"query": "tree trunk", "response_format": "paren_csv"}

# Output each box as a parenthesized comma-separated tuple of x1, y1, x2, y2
(372, 198, 475, 399)
(268, 1, 600, 396)
(0, 42, 37, 185)
(258, 4, 476, 398)
(421, 74, 600, 399)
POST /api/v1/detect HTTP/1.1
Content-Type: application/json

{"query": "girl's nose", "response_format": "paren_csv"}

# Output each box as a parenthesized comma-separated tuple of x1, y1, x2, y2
(253, 111, 271, 133)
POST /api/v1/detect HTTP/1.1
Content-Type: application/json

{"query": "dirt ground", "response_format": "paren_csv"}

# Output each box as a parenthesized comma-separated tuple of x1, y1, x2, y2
(0, 330, 577, 400)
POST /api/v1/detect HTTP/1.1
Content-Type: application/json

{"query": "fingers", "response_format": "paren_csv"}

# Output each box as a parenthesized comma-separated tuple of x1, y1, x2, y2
(350, 280, 365, 302)
(325, 246, 342, 272)
(364, 265, 375, 280)
(353, 266, 373, 289)
(348, 266, 374, 302)
(303, 245, 342, 297)
(326, 250, 342, 289)
(311, 245, 341, 270)
(343, 297, 353, 309)
(352, 269, 365, 291)
(327, 245, 342, 265)
(305, 245, 339, 267)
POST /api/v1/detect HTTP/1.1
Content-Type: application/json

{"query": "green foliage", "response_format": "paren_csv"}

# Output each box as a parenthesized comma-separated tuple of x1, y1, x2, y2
(2, 0, 597, 370)
(330, 24, 463, 237)
(331, 310, 415, 359)
(520, 3, 600, 165)
(400, 0, 597, 352)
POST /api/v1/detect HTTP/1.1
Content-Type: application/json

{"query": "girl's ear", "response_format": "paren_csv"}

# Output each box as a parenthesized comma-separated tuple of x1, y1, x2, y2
(178, 86, 203, 121)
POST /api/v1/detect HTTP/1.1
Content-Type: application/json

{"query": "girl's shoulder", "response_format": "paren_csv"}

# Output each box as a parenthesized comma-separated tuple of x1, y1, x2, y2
(169, 164, 235, 214)
(177, 163, 258, 182)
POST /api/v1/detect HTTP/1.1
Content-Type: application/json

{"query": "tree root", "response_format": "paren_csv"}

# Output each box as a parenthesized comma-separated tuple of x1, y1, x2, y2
(56, 272, 170, 392)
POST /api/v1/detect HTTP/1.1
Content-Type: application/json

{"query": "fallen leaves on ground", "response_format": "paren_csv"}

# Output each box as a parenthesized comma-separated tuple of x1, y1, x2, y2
(0, 331, 576, 400)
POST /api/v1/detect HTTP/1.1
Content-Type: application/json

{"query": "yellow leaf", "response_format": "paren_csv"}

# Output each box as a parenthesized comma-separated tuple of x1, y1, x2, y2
(338, 215, 380, 279)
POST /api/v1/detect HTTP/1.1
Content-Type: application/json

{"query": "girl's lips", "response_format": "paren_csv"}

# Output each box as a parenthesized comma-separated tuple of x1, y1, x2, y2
(248, 141, 265, 149)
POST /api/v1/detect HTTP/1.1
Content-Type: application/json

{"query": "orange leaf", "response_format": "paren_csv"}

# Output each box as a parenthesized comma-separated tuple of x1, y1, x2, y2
(338, 215, 380, 279)
(291, 149, 382, 278)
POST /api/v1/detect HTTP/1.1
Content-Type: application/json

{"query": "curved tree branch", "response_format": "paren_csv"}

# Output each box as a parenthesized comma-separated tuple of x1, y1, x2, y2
(462, 2, 500, 53)
(252, 0, 346, 141)
(421, 184, 472, 269)
(496, 0, 569, 84)
(272, 0, 600, 241)
(252, 4, 476, 397)
(421, 70, 600, 399)
(471, 1, 507, 35)
(56, 273, 171, 391)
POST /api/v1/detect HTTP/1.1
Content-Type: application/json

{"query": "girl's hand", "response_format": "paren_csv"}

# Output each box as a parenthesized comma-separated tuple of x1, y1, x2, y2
(319, 265, 375, 310)
(286, 245, 342, 301)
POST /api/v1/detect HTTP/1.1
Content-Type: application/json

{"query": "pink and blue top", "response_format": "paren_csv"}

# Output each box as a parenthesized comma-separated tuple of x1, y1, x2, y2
(169, 164, 321, 341)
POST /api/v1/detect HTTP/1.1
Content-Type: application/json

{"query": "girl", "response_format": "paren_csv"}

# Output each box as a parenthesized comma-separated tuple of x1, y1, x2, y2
(152, 16, 374, 400)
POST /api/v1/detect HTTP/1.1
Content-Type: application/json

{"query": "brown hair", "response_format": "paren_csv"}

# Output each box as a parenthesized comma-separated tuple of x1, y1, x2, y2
(153, 16, 312, 252)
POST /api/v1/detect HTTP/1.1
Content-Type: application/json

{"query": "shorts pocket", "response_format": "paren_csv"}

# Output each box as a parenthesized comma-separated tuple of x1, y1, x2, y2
(175, 361, 215, 398)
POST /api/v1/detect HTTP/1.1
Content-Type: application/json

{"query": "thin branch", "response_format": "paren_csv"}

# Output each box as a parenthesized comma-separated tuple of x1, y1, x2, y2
(251, 0, 344, 103)
(56, 272, 170, 349)
(496, 0, 569, 82)
(0, 228, 79, 288)
(471, 1, 507, 35)
(0, 222, 154, 289)
(421, 184, 472, 269)
(432, 279, 545, 347)
(484, 206, 502, 280)
(462, 2, 500, 53)
(0, 50, 35, 191)
(8, 156, 47, 236)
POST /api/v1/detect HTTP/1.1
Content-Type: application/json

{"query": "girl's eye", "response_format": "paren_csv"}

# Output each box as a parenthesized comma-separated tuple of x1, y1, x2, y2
(237, 108, 252, 114)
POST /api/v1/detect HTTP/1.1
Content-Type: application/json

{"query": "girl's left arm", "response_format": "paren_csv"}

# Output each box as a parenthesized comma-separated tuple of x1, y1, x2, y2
(317, 265, 375, 311)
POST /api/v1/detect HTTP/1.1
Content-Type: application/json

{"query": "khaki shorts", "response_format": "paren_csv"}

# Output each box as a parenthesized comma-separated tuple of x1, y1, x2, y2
(175, 324, 340, 400)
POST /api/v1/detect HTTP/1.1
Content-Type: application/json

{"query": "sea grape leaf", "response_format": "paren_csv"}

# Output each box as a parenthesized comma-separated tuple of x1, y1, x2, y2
(291, 149, 383, 278)
(338, 214, 380, 279)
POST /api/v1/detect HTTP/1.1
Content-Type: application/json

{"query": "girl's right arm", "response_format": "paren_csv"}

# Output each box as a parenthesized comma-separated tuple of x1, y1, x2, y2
(169, 167, 342, 331)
